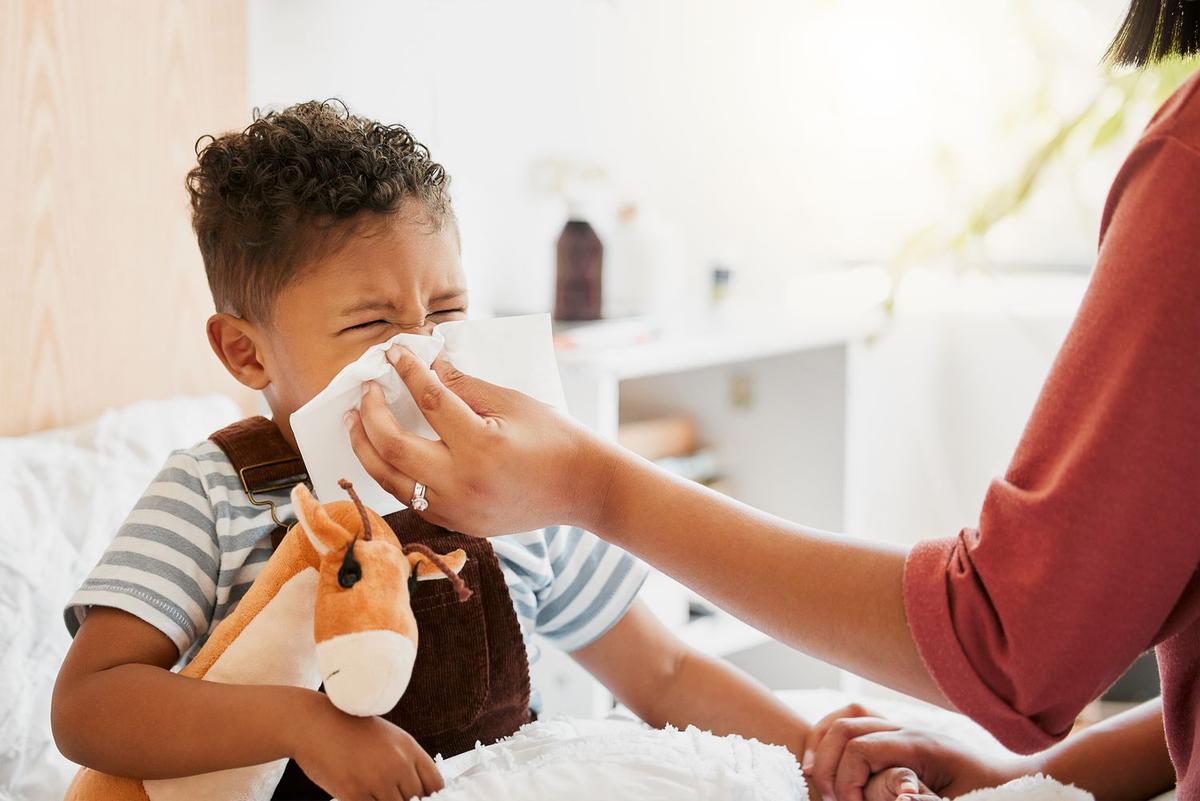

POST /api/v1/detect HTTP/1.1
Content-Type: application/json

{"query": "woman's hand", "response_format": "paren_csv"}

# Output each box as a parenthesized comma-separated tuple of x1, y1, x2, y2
(346, 345, 621, 536)
(804, 706, 926, 801)
(802, 704, 939, 801)
(805, 711, 1020, 801)
(288, 693, 444, 801)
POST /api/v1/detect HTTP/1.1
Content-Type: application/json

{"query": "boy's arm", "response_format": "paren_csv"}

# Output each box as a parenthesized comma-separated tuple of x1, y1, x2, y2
(53, 606, 315, 777)
(570, 600, 811, 757)
(52, 607, 443, 799)
(1028, 698, 1175, 801)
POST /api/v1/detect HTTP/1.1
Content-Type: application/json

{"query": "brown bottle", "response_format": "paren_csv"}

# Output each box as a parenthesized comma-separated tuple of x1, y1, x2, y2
(554, 215, 603, 321)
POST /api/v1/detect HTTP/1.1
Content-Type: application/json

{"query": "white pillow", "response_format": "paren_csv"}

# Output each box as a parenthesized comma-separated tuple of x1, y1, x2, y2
(0, 395, 242, 801)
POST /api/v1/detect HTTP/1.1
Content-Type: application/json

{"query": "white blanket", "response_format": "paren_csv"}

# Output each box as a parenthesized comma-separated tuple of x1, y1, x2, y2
(419, 717, 1093, 801)
(429, 718, 804, 801)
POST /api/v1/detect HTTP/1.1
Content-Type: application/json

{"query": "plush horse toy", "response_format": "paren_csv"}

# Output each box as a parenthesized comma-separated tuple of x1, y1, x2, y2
(65, 479, 470, 801)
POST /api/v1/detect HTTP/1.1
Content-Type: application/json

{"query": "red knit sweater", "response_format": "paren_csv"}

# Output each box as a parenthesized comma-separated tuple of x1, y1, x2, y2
(904, 70, 1200, 799)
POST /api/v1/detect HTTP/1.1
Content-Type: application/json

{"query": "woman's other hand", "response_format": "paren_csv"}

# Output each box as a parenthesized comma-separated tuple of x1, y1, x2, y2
(346, 346, 621, 536)
(805, 709, 1019, 801)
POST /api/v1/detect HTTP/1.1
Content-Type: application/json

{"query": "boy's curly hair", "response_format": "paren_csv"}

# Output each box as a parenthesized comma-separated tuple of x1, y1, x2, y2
(186, 99, 452, 322)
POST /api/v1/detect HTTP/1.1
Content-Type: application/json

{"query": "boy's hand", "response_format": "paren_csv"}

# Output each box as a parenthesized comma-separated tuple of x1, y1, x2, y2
(288, 695, 444, 801)
(863, 767, 940, 801)
(805, 711, 1018, 801)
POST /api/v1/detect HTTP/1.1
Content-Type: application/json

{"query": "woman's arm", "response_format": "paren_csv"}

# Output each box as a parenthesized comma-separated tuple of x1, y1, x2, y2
(347, 368, 945, 705)
(591, 447, 946, 705)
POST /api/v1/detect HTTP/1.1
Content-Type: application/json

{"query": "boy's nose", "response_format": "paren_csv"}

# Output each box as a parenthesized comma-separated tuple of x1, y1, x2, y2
(316, 630, 417, 716)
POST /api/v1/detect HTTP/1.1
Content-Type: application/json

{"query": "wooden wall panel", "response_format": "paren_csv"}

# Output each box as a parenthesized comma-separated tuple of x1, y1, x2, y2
(0, 0, 253, 437)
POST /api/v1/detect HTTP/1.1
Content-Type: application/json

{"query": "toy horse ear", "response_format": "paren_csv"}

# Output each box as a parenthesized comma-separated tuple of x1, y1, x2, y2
(407, 548, 468, 581)
(406, 546, 471, 601)
(291, 483, 350, 555)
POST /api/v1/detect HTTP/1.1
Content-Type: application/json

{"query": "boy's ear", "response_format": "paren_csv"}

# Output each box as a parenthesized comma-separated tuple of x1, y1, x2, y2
(408, 548, 467, 581)
(207, 312, 270, 391)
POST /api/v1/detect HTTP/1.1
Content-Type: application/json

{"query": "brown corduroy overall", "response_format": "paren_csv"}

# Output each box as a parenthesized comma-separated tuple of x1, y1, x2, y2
(209, 416, 533, 800)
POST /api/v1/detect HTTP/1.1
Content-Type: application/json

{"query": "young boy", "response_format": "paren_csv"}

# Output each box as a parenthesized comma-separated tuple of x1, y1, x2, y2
(52, 100, 815, 801)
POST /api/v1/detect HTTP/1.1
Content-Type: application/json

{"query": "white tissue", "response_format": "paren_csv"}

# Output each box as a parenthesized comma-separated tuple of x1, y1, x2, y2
(289, 314, 567, 515)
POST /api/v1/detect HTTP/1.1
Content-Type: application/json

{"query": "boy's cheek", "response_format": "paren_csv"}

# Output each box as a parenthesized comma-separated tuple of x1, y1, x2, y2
(278, 330, 421, 411)
(291, 347, 373, 407)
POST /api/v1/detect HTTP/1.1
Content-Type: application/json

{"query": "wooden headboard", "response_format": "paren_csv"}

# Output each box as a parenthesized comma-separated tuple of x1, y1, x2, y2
(0, 0, 254, 437)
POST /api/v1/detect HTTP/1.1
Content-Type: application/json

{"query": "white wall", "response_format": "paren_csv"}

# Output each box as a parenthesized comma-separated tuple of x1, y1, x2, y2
(249, 0, 1135, 317)
(845, 270, 1089, 547)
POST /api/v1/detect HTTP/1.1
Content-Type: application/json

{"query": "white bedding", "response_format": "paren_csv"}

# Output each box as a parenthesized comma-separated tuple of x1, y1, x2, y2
(431, 717, 803, 801)
(420, 693, 1176, 801)
(423, 716, 1092, 801)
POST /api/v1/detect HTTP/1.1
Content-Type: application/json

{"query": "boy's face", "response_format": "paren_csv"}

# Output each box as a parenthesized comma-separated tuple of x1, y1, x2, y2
(235, 212, 467, 445)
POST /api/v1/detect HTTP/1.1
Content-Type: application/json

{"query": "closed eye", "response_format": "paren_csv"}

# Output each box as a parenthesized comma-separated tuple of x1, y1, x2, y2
(340, 310, 465, 334)
(343, 319, 389, 333)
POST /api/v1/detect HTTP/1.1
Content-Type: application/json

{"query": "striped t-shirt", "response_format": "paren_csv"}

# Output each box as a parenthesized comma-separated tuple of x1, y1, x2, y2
(64, 437, 646, 710)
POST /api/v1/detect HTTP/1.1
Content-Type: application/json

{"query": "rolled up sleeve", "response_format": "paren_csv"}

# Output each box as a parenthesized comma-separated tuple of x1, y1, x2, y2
(903, 135, 1200, 755)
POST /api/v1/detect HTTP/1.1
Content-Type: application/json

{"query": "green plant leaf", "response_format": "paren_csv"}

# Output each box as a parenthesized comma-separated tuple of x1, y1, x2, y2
(1091, 108, 1126, 149)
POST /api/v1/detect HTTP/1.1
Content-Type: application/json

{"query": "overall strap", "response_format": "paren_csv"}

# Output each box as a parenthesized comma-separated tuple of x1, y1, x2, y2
(208, 416, 309, 547)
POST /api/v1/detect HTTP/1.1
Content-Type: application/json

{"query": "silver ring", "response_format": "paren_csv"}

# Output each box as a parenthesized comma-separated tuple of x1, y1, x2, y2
(410, 481, 429, 512)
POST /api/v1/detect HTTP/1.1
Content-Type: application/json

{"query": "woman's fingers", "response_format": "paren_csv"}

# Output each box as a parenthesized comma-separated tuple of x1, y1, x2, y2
(386, 346, 485, 445)
(358, 382, 445, 460)
(347, 407, 418, 497)
(429, 354, 515, 418)
(803, 704, 878, 771)
(346, 406, 447, 519)
(808, 717, 900, 801)
(349, 348, 608, 536)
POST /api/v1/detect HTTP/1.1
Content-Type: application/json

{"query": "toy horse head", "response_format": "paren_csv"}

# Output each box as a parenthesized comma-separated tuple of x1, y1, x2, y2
(289, 480, 470, 716)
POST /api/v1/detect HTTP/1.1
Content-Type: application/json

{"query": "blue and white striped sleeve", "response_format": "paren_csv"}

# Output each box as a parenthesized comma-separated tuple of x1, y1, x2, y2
(533, 526, 647, 652)
(64, 448, 221, 657)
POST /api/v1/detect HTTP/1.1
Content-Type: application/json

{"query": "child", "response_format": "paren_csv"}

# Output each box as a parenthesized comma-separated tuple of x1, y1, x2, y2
(52, 100, 816, 801)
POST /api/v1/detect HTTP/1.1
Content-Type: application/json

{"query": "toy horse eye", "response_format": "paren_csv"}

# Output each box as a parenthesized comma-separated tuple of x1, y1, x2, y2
(338, 542, 362, 588)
